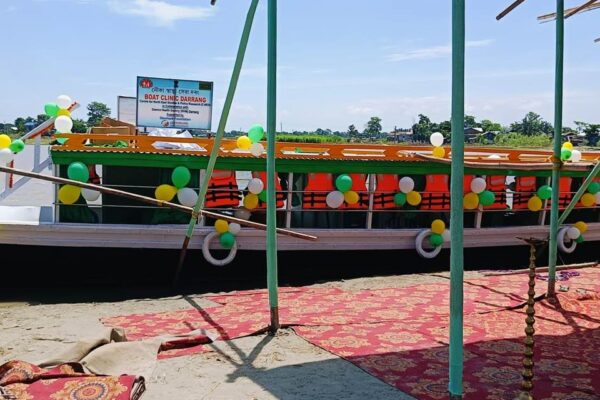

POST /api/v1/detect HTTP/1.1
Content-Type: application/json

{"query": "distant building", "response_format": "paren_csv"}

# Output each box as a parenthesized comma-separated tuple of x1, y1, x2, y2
(464, 127, 484, 143)
(387, 127, 414, 142)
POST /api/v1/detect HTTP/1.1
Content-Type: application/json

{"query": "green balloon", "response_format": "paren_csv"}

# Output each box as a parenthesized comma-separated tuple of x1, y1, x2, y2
(57, 138, 69, 145)
(248, 125, 265, 143)
(219, 232, 236, 249)
(67, 162, 89, 183)
(478, 190, 496, 206)
(537, 185, 552, 201)
(44, 103, 59, 117)
(429, 233, 444, 247)
(335, 174, 353, 192)
(561, 148, 572, 161)
(9, 139, 25, 153)
(588, 182, 600, 195)
(576, 234, 585, 244)
(394, 192, 407, 206)
(171, 166, 191, 189)
(258, 190, 268, 202)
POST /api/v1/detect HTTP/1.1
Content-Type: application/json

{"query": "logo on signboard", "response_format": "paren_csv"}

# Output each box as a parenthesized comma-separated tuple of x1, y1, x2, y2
(140, 79, 153, 89)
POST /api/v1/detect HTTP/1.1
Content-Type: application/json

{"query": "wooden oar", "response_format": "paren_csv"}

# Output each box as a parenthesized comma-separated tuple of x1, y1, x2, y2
(0, 165, 317, 242)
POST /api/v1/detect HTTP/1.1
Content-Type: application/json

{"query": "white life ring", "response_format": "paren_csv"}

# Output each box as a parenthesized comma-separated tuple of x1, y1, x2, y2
(415, 229, 443, 259)
(557, 227, 577, 254)
(202, 231, 238, 266)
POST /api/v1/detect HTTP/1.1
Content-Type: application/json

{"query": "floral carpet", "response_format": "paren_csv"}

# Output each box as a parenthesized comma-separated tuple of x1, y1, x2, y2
(102, 267, 600, 399)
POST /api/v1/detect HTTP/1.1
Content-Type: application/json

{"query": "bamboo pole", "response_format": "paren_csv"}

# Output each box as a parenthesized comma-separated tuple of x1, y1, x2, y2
(449, 0, 465, 397)
(565, 0, 598, 18)
(266, 0, 280, 334)
(0, 165, 317, 242)
(496, 0, 527, 20)
(173, 0, 260, 289)
(548, 0, 565, 299)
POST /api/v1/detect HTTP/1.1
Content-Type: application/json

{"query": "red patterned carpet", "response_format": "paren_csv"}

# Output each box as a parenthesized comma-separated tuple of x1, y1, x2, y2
(102, 267, 600, 399)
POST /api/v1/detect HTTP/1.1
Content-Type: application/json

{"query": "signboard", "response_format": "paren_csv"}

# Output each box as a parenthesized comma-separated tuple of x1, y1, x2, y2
(117, 96, 137, 126)
(136, 76, 213, 130)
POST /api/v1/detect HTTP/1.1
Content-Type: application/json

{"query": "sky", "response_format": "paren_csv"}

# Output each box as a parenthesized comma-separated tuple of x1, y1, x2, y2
(1, 0, 599, 132)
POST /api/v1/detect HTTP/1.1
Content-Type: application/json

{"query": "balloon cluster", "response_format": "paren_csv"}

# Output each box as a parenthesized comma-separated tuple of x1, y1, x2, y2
(580, 180, 600, 207)
(326, 174, 358, 209)
(560, 142, 582, 163)
(567, 221, 588, 244)
(243, 177, 265, 210)
(237, 125, 265, 157)
(463, 177, 495, 210)
(430, 219, 451, 247)
(155, 166, 199, 207)
(45, 95, 74, 135)
(430, 132, 445, 158)
(394, 177, 422, 207)
(58, 162, 101, 204)
(526, 184, 552, 212)
(0, 134, 25, 165)
(214, 219, 240, 249)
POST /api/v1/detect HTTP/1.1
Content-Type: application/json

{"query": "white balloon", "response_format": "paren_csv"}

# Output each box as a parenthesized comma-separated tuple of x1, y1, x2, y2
(247, 178, 264, 195)
(487, 154, 501, 160)
(228, 222, 241, 235)
(250, 143, 265, 157)
(430, 132, 444, 147)
(326, 191, 345, 209)
(570, 150, 582, 163)
(442, 229, 451, 242)
(567, 227, 581, 240)
(470, 177, 487, 194)
(399, 177, 415, 194)
(0, 148, 14, 164)
(54, 116, 73, 133)
(235, 208, 252, 220)
(81, 188, 100, 202)
(56, 95, 72, 109)
(177, 188, 199, 207)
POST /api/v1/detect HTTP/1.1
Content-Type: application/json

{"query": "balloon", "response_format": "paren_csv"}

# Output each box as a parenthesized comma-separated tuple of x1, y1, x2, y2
(214, 219, 229, 234)
(394, 192, 406, 206)
(527, 196, 543, 212)
(219, 232, 236, 249)
(81, 188, 101, 202)
(67, 162, 89, 183)
(0, 134, 11, 149)
(463, 192, 480, 210)
(576, 234, 585, 244)
(243, 193, 259, 210)
(562, 142, 573, 151)
(344, 190, 359, 205)
(580, 193, 595, 207)
(228, 223, 241, 235)
(399, 177, 415, 194)
(588, 182, 600, 195)
(429, 233, 444, 247)
(54, 116, 73, 133)
(406, 191, 422, 206)
(235, 208, 252, 220)
(171, 166, 191, 189)
(247, 178, 264, 195)
(567, 227, 581, 240)
(44, 103, 60, 117)
(573, 221, 588, 235)
(177, 188, 198, 207)
(537, 185, 552, 201)
(335, 174, 353, 192)
(561, 148, 572, 161)
(258, 190, 267, 203)
(430, 132, 444, 147)
(248, 125, 265, 143)
(0, 148, 14, 164)
(9, 139, 25, 153)
(487, 154, 501, 160)
(58, 185, 81, 204)
(56, 95, 72, 109)
(326, 191, 345, 209)
(237, 136, 252, 150)
(442, 229, 451, 242)
(250, 143, 265, 157)
(155, 184, 177, 202)
(431, 219, 446, 235)
(478, 190, 496, 207)
(570, 150, 582, 163)
(470, 177, 487, 194)
(57, 109, 71, 118)
(432, 146, 446, 158)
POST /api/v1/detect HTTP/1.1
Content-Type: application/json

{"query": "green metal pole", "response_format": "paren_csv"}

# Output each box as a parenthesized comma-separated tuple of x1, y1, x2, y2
(449, 0, 465, 397)
(558, 162, 600, 225)
(548, 0, 564, 298)
(172, 0, 260, 288)
(267, 0, 280, 333)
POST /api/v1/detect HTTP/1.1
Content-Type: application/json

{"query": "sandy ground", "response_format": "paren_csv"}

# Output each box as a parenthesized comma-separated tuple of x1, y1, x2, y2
(0, 272, 491, 399)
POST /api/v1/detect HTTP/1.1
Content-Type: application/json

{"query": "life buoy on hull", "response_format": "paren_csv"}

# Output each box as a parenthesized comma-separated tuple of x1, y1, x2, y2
(415, 229, 443, 259)
(202, 231, 238, 266)
(557, 227, 577, 254)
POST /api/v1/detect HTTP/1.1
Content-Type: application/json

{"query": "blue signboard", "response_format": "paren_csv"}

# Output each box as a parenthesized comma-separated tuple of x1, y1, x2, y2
(136, 76, 213, 130)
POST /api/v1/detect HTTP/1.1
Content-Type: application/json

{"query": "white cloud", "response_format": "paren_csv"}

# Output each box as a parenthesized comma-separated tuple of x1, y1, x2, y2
(107, 0, 214, 27)
(387, 39, 493, 62)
